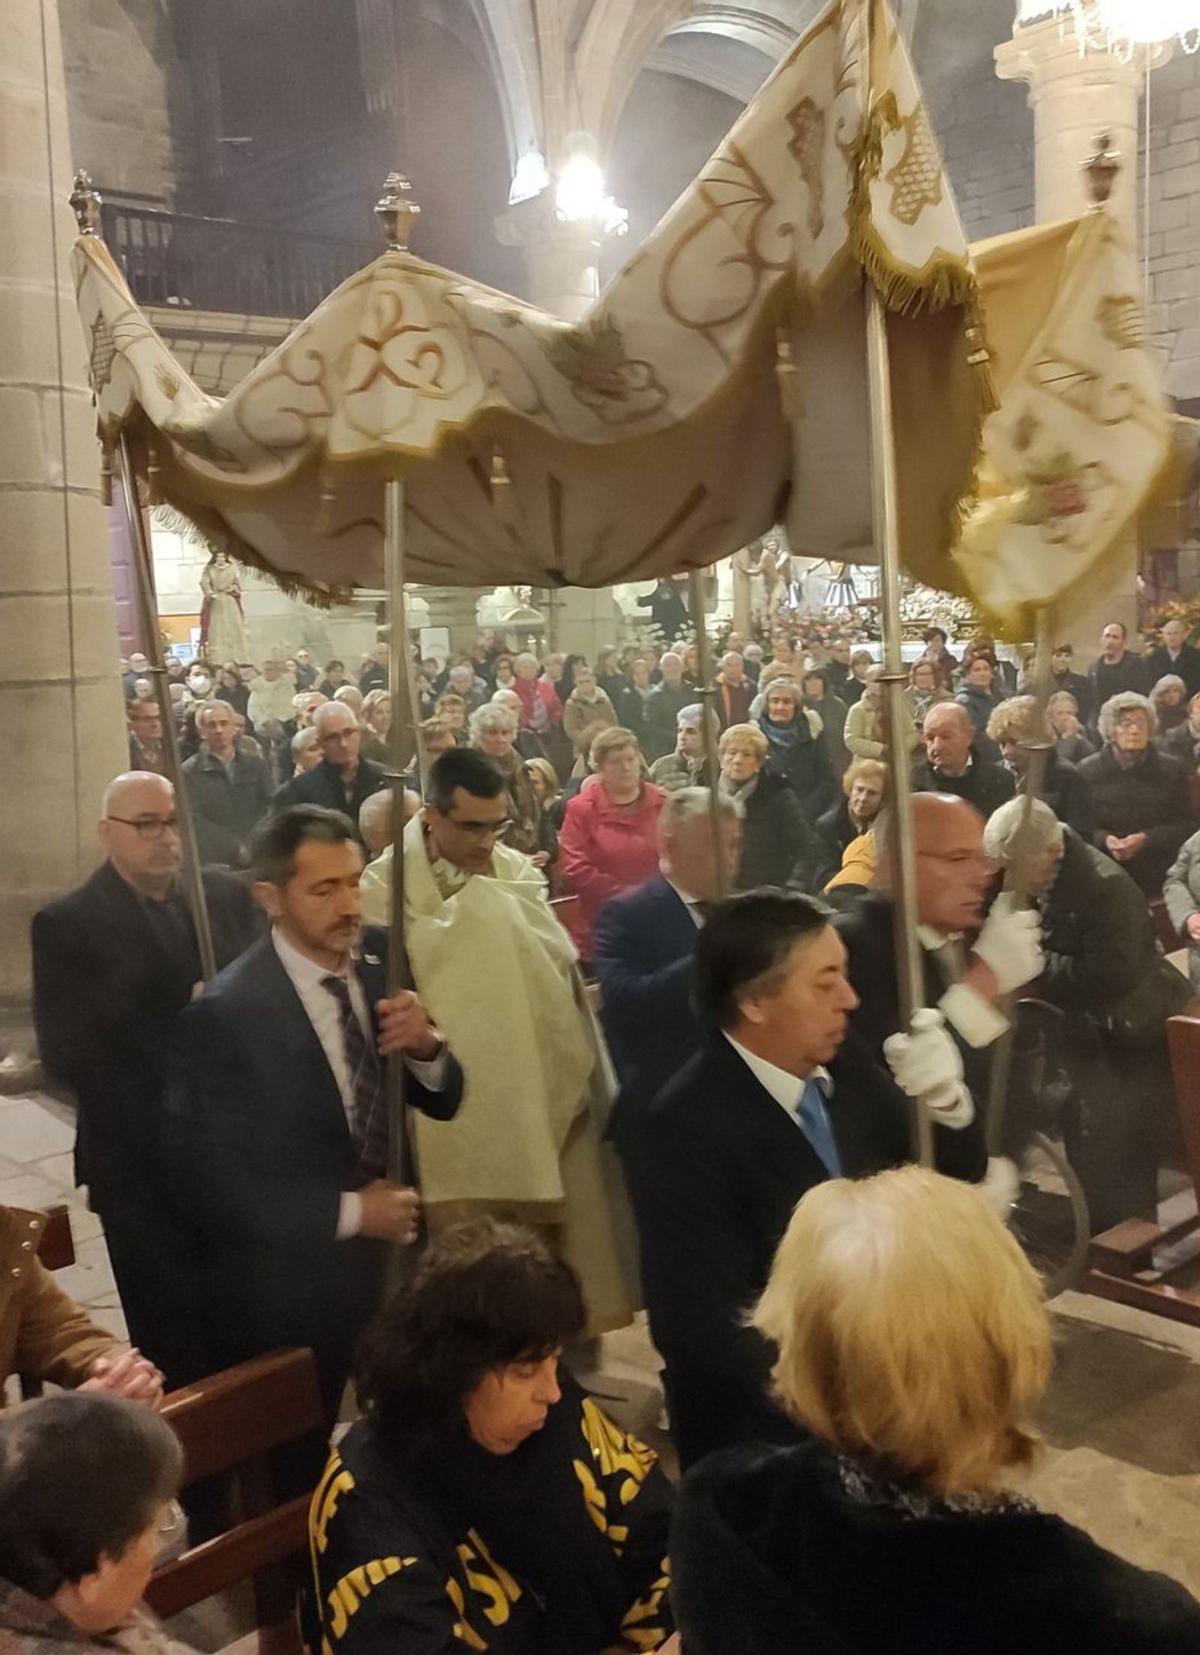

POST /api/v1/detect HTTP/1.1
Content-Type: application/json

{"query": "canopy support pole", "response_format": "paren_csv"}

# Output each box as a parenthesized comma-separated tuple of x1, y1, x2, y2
(866, 287, 932, 1168)
(384, 475, 414, 1185)
(116, 434, 217, 983)
(688, 569, 729, 898)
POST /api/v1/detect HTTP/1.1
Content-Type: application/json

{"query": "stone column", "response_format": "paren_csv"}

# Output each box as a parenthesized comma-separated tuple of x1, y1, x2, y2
(496, 188, 614, 323)
(0, 0, 126, 1045)
(996, 16, 1145, 234)
(995, 15, 1149, 646)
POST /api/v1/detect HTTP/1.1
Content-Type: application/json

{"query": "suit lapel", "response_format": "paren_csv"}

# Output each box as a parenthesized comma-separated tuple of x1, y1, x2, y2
(705, 1038, 829, 1187)
(251, 938, 354, 1146)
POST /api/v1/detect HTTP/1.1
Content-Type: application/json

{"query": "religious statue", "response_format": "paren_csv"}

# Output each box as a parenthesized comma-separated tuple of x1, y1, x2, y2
(199, 549, 248, 664)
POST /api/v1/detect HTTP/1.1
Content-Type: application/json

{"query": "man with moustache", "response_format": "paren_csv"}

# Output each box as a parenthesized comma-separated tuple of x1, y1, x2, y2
(164, 805, 462, 1455)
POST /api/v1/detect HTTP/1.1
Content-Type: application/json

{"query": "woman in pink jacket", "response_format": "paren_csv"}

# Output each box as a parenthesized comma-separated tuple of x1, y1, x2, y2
(558, 726, 666, 962)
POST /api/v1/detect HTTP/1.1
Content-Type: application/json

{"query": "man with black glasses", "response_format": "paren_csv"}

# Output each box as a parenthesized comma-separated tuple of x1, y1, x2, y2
(364, 747, 635, 1338)
(30, 770, 262, 1389)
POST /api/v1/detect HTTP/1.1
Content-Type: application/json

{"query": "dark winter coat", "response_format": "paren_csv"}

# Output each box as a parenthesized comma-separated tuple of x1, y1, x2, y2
(1077, 743, 1194, 896)
(671, 1437, 1200, 1655)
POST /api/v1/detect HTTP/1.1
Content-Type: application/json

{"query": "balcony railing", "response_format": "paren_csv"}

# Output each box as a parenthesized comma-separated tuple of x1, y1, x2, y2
(99, 202, 376, 320)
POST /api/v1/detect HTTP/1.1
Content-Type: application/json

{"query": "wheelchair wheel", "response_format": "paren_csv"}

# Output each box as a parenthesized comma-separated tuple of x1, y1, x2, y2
(1006, 1131, 1090, 1300)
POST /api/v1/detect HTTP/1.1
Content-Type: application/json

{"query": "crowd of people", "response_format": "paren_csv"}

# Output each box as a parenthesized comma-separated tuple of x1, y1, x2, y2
(6, 608, 1200, 1653)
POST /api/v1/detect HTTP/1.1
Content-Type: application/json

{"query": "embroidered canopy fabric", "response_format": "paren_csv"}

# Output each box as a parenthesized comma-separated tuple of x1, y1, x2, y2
(73, 0, 988, 597)
(951, 211, 1172, 634)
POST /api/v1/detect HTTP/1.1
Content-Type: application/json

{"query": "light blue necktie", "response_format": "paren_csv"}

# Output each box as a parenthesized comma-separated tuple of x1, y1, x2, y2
(796, 1078, 842, 1177)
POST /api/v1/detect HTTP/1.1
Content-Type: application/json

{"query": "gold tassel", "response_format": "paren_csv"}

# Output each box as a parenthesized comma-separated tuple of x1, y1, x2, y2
(490, 449, 516, 524)
(775, 329, 803, 423)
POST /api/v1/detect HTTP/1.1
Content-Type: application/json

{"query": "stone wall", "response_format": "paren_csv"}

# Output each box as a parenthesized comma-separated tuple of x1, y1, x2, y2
(1141, 47, 1200, 403)
(58, 0, 186, 201)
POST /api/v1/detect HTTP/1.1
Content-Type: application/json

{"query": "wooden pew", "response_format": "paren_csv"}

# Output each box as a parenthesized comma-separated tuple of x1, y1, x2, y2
(1084, 1002, 1200, 1326)
(146, 1348, 323, 1655)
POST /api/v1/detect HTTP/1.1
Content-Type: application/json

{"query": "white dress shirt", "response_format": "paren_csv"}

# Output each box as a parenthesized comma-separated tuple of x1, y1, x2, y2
(271, 927, 447, 1236)
(723, 1033, 834, 1128)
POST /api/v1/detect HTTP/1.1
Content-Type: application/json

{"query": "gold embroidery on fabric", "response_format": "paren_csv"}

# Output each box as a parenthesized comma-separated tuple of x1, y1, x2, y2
(1096, 293, 1145, 351)
(786, 97, 827, 238)
(883, 101, 943, 226)
(545, 315, 670, 424)
(1031, 354, 1161, 431)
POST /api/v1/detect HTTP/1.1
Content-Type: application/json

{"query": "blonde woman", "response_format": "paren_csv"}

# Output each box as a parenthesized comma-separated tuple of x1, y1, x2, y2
(672, 1166, 1200, 1654)
(718, 723, 818, 890)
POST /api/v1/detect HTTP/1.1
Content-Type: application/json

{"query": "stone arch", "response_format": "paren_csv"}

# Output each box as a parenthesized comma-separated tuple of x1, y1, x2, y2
(464, 0, 544, 170)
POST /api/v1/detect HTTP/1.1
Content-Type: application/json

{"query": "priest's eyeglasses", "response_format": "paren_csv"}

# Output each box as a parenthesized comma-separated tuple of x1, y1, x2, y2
(447, 814, 513, 841)
(106, 814, 180, 840)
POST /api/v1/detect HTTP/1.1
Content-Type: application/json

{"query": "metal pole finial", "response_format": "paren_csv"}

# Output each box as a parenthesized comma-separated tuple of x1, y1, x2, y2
(374, 172, 422, 252)
(1083, 132, 1120, 209)
(69, 170, 103, 236)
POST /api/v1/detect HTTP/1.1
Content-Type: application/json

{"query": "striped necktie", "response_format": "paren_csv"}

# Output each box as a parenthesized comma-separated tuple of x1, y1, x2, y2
(321, 975, 388, 1180)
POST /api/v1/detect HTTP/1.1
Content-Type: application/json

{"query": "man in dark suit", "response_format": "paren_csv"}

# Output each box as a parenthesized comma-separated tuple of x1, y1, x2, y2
(837, 793, 1044, 1095)
(1089, 620, 1147, 719)
(182, 699, 274, 866)
(273, 702, 386, 840)
(31, 770, 264, 1387)
(594, 788, 741, 1168)
(911, 702, 1015, 819)
(635, 890, 988, 1471)
(164, 804, 462, 1453)
(1146, 616, 1200, 699)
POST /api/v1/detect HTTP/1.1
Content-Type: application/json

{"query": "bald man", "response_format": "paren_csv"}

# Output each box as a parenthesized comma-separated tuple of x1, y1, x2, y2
(912, 702, 1014, 820)
(31, 772, 263, 1386)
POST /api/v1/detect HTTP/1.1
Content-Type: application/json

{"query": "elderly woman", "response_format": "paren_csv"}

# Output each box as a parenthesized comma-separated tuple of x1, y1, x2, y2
(1166, 822, 1200, 991)
(985, 796, 1189, 1228)
(1048, 690, 1096, 764)
(843, 666, 886, 759)
(1160, 689, 1200, 770)
(512, 651, 562, 732)
(493, 653, 517, 690)
(359, 688, 392, 763)
(306, 1223, 675, 1655)
(562, 665, 617, 776)
(755, 678, 836, 821)
(719, 723, 820, 891)
(987, 695, 1093, 840)
(799, 668, 848, 777)
(908, 656, 952, 725)
(558, 727, 666, 959)
(433, 692, 468, 744)
(816, 756, 886, 869)
(0, 1394, 187, 1655)
(491, 687, 547, 760)
(1078, 692, 1194, 897)
(469, 703, 545, 863)
(1151, 672, 1190, 735)
(672, 1166, 1200, 1654)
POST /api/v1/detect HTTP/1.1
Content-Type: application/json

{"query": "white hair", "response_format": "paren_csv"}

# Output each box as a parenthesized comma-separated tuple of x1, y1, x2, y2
(313, 700, 358, 736)
(196, 698, 237, 728)
(982, 797, 1064, 864)
(491, 687, 522, 709)
(658, 787, 742, 843)
(358, 789, 393, 850)
(469, 703, 517, 738)
(291, 726, 319, 758)
(1097, 691, 1157, 742)
(1152, 674, 1187, 700)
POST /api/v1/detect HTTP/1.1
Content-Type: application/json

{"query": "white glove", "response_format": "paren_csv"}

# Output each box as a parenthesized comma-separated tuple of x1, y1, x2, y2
(972, 896, 1044, 995)
(977, 1155, 1020, 1220)
(883, 1008, 970, 1118)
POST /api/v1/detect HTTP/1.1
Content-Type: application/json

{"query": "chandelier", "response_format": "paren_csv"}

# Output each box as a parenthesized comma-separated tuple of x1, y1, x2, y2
(1023, 1, 1200, 56)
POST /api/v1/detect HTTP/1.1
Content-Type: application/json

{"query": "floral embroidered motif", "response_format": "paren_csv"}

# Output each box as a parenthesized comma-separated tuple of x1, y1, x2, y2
(1010, 449, 1109, 544)
(546, 317, 669, 424)
(787, 96, 826, 238)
